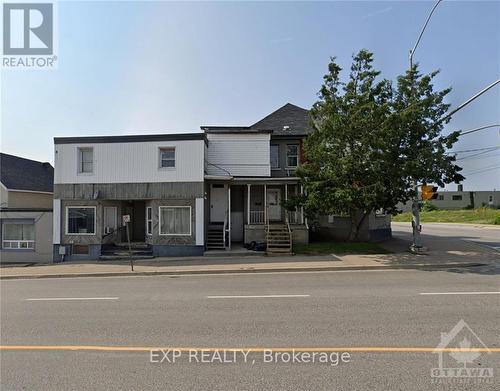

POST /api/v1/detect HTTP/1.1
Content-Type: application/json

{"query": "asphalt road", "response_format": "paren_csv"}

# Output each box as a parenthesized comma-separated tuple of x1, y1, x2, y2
(392, 222, 500, 251)
(1, 268, 499, 390)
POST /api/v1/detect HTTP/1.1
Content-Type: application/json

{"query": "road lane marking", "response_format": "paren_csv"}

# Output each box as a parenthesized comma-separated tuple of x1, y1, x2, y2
(0, 345, 498, 353)
(419, 292, 500, 296)
(206, 294, 310, 299)
(24, 297, 119, 301)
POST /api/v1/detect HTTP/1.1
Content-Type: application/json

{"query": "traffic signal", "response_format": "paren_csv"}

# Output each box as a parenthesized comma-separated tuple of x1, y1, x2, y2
(421, 185, 438, 200)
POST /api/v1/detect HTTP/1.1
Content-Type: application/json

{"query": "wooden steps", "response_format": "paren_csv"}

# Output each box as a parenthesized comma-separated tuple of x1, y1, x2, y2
(266, 224, 292, 255)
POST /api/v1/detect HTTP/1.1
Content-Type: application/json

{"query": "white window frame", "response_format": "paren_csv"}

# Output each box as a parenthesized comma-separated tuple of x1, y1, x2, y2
(146, 206, 153, 236)
(286, 144, 299, 168)
(78, 147, 94, 174)
(65, 206, 97, 235)
(159, 147, 176, 169)
(270, 144, 280, 170)
(158, 206, 191, 236)
(2, 222, 35, 250)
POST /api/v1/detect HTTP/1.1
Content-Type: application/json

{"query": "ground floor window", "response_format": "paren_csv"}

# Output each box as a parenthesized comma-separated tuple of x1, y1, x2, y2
(66, 206, 96, 235)
(2, 222, 35, 249)
(159, 206, 191, 235)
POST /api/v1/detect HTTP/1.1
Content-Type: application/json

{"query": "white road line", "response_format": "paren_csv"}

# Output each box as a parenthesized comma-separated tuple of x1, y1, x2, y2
(206, 294, 310, 299)
(24, 297, 119, 301)
(419, 292, 500, 296)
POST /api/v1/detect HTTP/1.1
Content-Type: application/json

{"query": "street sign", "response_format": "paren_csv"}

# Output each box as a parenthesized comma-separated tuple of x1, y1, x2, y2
(122, 215, 131, 225)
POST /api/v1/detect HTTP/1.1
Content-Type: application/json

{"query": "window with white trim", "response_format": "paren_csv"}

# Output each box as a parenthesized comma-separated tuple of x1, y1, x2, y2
(2, 222, 35, 249)
(66, 207, 96, 235)
(78, 147, 93, 173)
(270, 145, 279, 169)
(159, 147, 175, 168)
(159, 206, 191, 235)
(286, 144, 299, 167)
(146, 207, 153, 235)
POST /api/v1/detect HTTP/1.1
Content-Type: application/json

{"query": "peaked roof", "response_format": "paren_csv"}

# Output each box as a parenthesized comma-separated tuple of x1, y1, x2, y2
(202, 103, 313, 136)
(0, 153, 54, 193)
(251, 103, 312, 136)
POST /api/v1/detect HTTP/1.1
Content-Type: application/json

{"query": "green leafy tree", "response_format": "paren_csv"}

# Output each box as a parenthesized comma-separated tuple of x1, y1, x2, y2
(290, 50, 463, 240)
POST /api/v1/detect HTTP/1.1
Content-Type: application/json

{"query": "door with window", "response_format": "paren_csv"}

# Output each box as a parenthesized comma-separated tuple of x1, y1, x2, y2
(210, 184, 226, 223)
(103, 207, 117, 235)
(267, 189, 282, 221)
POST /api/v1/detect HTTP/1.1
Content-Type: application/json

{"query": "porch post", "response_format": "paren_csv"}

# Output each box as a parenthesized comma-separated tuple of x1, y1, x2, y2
(300, 185, 304, 224)
(285, 183, 288, 201)
(264, 184, 267, 224)
(247, 184, 251, 224)
(228, 184, 231, 250)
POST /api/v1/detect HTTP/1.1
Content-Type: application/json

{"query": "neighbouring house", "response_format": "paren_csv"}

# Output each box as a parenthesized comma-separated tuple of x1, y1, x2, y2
(398, 185, 500, 212)
(52, 103, 392, 261)
(0, 153, 54, 263)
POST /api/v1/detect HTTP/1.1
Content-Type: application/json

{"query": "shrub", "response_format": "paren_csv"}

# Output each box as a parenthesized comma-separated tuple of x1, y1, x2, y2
(494, 216, 500, 225)
(421, 201, 438, 212)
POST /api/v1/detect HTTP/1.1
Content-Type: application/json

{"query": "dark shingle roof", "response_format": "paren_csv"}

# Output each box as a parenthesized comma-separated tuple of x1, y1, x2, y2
(0, 153, 54, 193)
(202, 103, 313, 136)
(251, 103, 313, 136)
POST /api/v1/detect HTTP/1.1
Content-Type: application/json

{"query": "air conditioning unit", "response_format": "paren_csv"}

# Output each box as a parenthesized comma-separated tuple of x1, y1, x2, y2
(104, 227, 114, 234)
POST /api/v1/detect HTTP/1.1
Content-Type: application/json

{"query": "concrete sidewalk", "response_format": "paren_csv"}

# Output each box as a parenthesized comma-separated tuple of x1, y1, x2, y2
(1, 237, 497, 279)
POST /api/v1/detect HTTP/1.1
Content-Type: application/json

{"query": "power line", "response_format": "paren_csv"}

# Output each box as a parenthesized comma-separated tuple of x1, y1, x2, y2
(447, 146, 499, 154)
(463, 165, 500, 175)
(459, 124, 500, 136)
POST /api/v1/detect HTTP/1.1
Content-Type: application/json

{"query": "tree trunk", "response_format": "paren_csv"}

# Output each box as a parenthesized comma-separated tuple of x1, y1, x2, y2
(348, 211, 370, 242)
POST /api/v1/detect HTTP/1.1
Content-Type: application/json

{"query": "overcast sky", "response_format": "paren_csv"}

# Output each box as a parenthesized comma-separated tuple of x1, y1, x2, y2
(1, 1, 499, 190)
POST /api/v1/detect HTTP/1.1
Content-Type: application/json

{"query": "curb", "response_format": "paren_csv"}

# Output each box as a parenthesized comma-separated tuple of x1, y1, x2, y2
(0, 262, 487, 280)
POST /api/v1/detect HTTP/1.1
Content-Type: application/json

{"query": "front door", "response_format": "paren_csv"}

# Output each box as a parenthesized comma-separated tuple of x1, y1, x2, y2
(103, 206, 117, 234)
(267, 189, 281, 221)
(210, 184, 226, 222)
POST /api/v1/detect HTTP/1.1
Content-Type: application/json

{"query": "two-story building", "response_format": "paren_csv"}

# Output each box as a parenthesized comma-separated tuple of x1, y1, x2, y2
(52, 134, 206, 261)
(202, 103, 309, 252)
(1, 153, 54, 263)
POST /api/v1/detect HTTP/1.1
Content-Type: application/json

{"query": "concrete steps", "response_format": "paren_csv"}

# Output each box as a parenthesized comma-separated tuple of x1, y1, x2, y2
(100, 242, 153, 260)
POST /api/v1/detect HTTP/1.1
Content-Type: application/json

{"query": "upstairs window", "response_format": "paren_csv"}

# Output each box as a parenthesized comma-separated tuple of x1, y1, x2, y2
(159, 147, 175, 168)
(286, 144, 299, 167)
(78, 147, 93, 173)
(270, 145, 280, 169)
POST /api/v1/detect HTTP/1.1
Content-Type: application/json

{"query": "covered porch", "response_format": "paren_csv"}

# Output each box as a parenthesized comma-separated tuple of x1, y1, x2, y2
(206, 178, 308, 250)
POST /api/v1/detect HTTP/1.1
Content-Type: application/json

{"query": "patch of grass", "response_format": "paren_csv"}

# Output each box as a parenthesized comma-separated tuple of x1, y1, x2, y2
(393, 207, 500, 225)
(293, 242, 390, 255)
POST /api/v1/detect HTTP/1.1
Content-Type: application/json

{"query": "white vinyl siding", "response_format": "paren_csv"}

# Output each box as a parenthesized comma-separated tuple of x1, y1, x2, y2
(2, 222, 35, 249)
(159, 206, 191, 236)
(66, 206, 96, 235)
(206, 133, 270, 177)
(54, 140, 204, 184)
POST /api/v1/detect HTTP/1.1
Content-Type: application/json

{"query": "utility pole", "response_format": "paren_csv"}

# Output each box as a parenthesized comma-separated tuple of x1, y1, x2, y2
(407, 0, 443, 252)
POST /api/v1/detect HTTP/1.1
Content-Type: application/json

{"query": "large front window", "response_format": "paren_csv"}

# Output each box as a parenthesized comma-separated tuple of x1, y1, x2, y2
(67, 207, 96, 235)
(2, 223, 35, 249)
(159, 206, 191, 235)
(286, 144, 299, 167)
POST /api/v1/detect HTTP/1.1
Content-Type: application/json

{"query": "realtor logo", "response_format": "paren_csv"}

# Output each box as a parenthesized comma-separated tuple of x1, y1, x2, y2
(431, 319, 493, 384)
(2, 2, 57, 69)
(3, 3, 53, 54)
